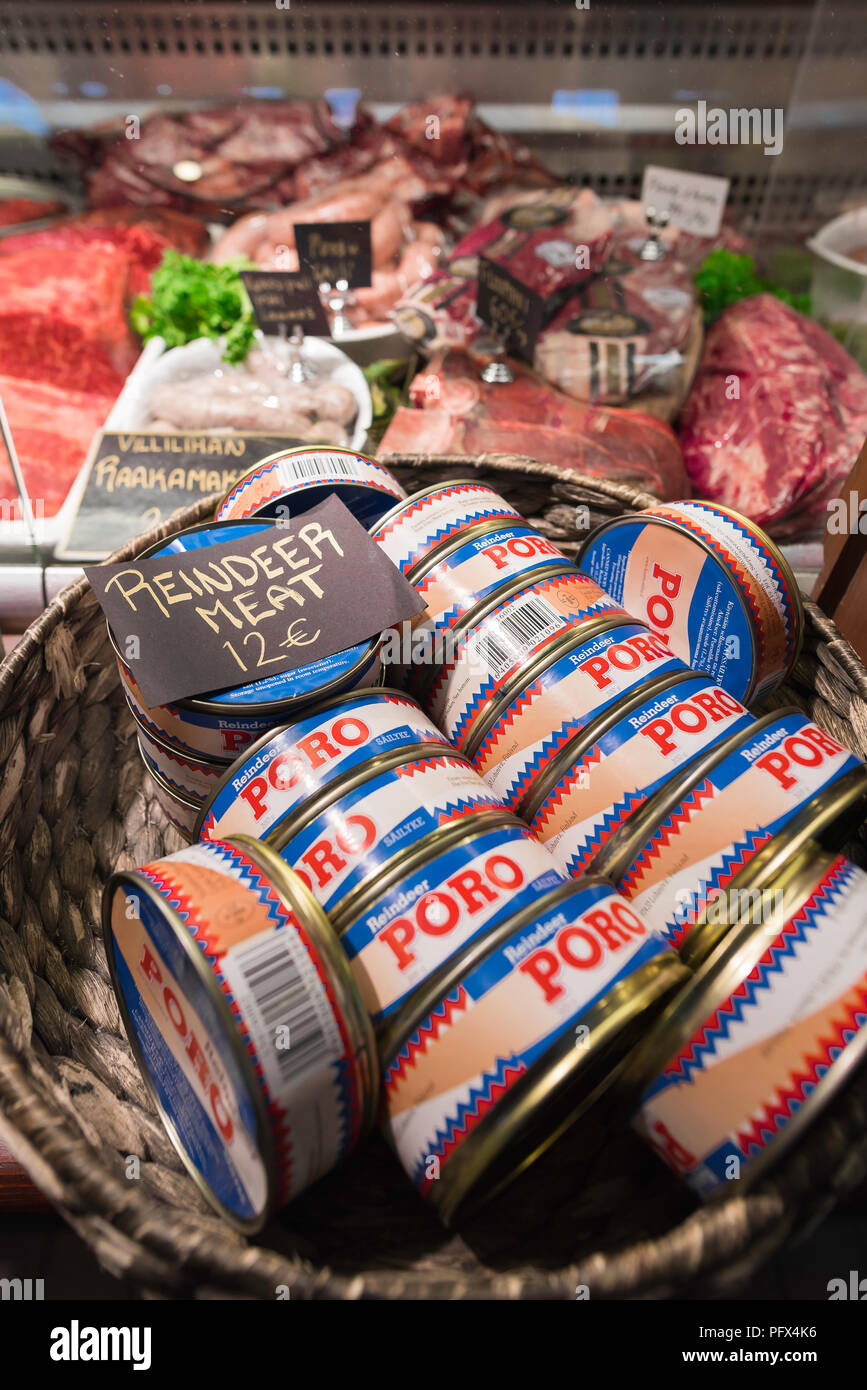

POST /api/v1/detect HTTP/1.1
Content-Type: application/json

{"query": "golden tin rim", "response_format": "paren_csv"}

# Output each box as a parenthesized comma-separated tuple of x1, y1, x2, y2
(191, 684, 430, 841)
(462, 613, 639, 765)
(228, 834, 379, 1137)
(518, 666, 704, 824)
(101, 861, 279, 1235)
(681, 764, 867, 968)
(265, 739, 471, 853)
(589, 705, 802, 887)
(616, 841, 867, 1200)
(428, 946, 688, 1225)
(575, 510, 768, 703)
(409, 561, 585, 708)
(215, 444, 395, 517)
(331, 808, 520, 938)
(107, 516, 384, 718)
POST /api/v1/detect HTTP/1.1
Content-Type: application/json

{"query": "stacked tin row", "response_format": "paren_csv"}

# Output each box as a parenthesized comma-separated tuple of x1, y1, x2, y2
(101, 452, 867, 1230)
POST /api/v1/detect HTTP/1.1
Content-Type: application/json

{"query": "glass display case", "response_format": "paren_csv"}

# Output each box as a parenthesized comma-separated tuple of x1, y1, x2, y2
(0, 0, 865, 623)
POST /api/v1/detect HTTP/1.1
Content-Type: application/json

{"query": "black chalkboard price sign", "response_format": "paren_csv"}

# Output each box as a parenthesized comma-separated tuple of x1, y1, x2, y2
(240, 270, 331, 336)
(295, 221, 373, 290)
(56, 431, 308, 562)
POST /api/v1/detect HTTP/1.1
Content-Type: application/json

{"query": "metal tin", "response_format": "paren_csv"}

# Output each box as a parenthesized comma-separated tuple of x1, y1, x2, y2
(267, 745, 506, 919)
(102, 835, 377, 1231)
(414, 565, 629, 751)
(336, 810, 565, 1059)
(140, 752, 203, 841)
(593, 707, 867, 952)
(135, 714, 227, 803)
(112, 518, 383, 763)
(383, 875, 687, 1225)
(626, 844, 867, 1200)
(196, 686, 452, 844)
(468, 618, 689, 810)
(371, 479, 523, 577)
(526, 673, 755, 877)
(577, 500, 804, 704)
(215, 446, 407, 528)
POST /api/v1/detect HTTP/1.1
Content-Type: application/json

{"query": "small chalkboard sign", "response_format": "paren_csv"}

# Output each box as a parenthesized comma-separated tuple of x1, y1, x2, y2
(86, 496, 425, 707)
(476, 256, 546, 362)
(56, 431, 308, 562)
(240, 270, 331, 337)
(295, 221, 373, 290)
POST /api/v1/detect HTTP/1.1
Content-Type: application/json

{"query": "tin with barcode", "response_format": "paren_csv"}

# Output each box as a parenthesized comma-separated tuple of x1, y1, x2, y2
(334, 809, 564, 1061)
(414, 565, 628, 751)
(592, 708, 867, 953)
(467, 618, 688, 812)
(372, 479, 523, 577)
(384, 875, 687, 1225)
(215, 446, 407, 529)
(398, 520, 571, 684)
(266, 744, 506, 921)
(624, 844, 867, 1200)
(577, 500, 804, 704)
(112, 519, 384, 763)
(103, 836, 377, 1232)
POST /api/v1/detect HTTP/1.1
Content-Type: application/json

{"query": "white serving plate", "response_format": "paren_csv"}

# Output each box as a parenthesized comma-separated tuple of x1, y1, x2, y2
(103, 332, 373, 447)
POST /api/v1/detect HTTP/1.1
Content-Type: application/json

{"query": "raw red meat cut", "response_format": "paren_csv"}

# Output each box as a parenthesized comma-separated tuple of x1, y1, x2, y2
(0, 376, 119, 516)
(0, 196, 66, 227)
(0, 210, 210, 516)
(383, 348, 687, 498)
(678, 295, 867, 537)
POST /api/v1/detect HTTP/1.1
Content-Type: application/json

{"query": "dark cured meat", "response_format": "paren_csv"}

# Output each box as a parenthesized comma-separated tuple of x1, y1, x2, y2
(679, 295, 867, 537)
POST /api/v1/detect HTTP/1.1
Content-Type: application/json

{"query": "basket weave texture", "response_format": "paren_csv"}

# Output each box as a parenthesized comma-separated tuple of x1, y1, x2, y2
(1, 453, 867, 1301)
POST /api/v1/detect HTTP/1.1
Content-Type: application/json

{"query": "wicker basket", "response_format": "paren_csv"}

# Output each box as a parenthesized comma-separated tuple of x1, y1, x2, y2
(2, 453, 867, 1301)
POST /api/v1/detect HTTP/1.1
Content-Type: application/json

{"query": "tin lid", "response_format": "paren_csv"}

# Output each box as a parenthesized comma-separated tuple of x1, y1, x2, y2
(409, 875, 688, 1225)
(681, 763, 867, 969)
(576, 510, 764, 703)
(649, 500, 805, 675)
(102, 838, 376, 1234)
(217, 443, 391, 505)
(615, 841, 867, 1195)
(461, 614, 635, 763)
(589, 706, 801, 888)
(518, 666, 703, 823)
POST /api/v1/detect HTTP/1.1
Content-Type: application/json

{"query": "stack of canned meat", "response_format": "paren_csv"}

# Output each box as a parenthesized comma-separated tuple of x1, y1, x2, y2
(99, 456, 867, 1234)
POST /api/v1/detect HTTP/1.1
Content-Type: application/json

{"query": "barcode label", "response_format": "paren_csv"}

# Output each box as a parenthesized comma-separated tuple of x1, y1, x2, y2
(283, 453, 370, 482)
(469, 593, 563, 679)
(223, 928, 343, 1096)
